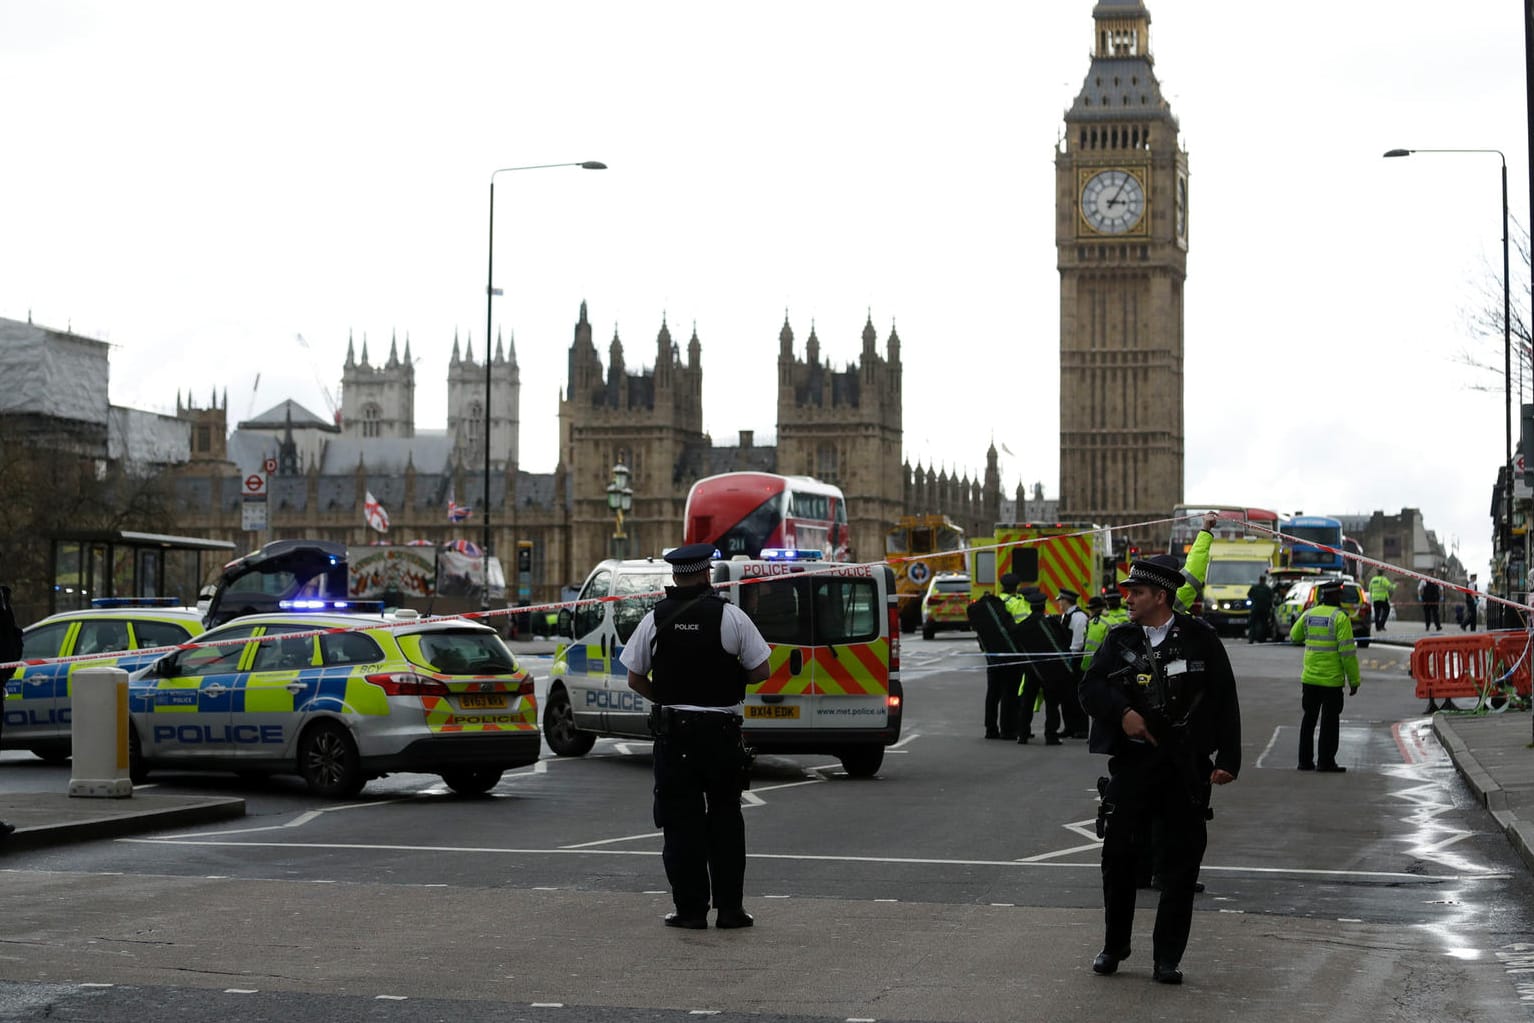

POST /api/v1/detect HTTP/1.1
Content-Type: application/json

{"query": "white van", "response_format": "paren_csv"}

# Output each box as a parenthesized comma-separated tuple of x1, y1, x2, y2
(545, 551, 903, 777)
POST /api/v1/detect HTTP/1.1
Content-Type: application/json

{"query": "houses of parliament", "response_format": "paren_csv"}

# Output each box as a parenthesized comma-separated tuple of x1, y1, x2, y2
(163, 301, 1018, 604)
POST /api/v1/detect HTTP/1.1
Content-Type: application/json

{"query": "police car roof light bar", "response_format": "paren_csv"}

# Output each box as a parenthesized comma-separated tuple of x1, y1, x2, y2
(277, 598, 386, 614)
(91, 597, 180, 609)
(759, 548, 824, 561)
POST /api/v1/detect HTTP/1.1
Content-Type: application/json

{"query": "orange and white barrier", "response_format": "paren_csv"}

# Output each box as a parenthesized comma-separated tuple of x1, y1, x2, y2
(1409, 631, 1532, 703)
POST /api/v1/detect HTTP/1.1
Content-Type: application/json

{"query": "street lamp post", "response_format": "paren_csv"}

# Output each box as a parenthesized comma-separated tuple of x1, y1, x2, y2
(482, 160, 606, 611)
(606, 462, 633, 559)
(1384, 147, 1511, 615)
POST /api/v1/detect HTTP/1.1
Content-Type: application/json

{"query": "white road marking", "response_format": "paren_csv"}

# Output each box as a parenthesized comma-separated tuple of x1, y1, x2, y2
(561, 831, 662, 849)
(113, 837, 1471, 880)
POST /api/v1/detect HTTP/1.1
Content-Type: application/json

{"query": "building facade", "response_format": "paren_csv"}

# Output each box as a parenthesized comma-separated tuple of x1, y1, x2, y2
(154, 303, 950, 607)
(1057, 0, 1187, 546)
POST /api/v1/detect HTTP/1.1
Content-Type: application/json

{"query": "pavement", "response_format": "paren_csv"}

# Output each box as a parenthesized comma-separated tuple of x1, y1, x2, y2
(0, 791, 245, 854)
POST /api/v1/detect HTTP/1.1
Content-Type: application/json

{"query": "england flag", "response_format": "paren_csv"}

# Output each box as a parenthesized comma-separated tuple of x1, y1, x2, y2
(364, 491, 390, 533)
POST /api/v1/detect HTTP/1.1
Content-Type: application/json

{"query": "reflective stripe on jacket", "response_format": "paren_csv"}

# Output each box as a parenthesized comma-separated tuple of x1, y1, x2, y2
(1289, 604, 1360, 688)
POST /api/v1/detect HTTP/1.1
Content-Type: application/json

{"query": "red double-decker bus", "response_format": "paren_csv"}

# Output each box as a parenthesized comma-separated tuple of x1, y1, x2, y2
(1168, 503, 1280, 557)
(683, 472, 851, 561)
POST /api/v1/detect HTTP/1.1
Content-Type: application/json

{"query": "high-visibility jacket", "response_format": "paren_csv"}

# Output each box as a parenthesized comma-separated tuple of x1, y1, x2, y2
(1101, 606, 1130, 627)
(1081, 613, 1110, 670)
(1368, 573, 1395, 603)
(1174, 529, 1213, 614)
(1289, 603, 1360, 688)
(1002, 592, 1030, 623)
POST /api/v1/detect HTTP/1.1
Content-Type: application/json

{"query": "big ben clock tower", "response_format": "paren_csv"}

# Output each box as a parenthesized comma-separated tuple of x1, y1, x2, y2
(1057, 0, 1187, 546)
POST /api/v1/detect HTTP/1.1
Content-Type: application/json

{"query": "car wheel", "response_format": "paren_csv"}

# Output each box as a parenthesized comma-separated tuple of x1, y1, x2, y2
(128, 726, 149, 784)
(31, 740, 71, 765)
(839, 746, 884, 778)
(441, 767, 504, 795)
(297, 720, 365, 798)
(542, 685, 596, 757)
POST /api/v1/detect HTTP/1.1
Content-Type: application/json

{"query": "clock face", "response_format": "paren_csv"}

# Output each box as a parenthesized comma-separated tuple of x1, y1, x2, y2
(1081, 169, 1146, 235)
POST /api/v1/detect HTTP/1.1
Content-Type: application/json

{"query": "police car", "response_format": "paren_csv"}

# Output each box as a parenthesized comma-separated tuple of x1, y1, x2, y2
(5, 598, 206, 763)
(126, 607, 539, 796)
(546, 549, 902, 777)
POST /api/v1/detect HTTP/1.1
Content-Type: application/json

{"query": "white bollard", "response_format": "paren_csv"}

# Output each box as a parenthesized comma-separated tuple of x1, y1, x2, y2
(68, 667, 133, 798)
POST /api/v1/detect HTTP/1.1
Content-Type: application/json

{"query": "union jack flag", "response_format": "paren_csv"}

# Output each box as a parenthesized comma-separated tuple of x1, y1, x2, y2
(447, 488, 472, 523)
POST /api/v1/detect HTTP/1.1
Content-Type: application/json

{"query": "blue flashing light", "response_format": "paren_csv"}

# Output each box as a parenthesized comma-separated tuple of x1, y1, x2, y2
(91, 597, 180, 609)
(759, 548, 824, 561)
(276, 598, 385, 614)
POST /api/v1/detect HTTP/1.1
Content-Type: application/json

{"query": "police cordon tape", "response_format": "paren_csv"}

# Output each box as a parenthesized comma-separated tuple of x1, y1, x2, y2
(1, 514, 1517, 676)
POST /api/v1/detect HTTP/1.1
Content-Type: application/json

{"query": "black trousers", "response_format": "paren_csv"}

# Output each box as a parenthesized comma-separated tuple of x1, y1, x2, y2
(1423, 601, 1441, 629)
(1100, 755, 1209, 966)
(1017, 670, 1061, 739)
(1373, 600, 1390, 630)
(1298, 683, 1344, 769)
(1465, 600, 1478, 631)
(1058, 668, 1089, 736)
(1247, 610, 1271, 644)
(984, 661, 1022, 737)
(652, 716, 746, 916)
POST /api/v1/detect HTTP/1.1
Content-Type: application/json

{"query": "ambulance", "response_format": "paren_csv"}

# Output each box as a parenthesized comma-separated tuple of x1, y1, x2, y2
(968, 523, 1107, 603)
(545, 549, 902, 777)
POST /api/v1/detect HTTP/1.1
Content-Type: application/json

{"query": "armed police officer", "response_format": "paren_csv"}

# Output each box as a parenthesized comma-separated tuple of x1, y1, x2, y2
(623, 543, 772, 930)
(1079, 555, 1242, 985)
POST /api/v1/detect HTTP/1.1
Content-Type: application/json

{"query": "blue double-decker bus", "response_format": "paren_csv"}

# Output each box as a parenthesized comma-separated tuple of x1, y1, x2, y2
(1281, 515, 1345, 573)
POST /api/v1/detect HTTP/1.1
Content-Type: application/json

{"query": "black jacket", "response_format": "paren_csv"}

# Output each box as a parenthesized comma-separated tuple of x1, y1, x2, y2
(1077, 611, 1241, 778)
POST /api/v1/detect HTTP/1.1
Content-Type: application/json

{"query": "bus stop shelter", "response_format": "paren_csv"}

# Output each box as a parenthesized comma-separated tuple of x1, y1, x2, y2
(48, 530, 238, 614)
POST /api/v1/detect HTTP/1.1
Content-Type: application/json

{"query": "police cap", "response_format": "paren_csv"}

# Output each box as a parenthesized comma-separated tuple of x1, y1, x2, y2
(999, 572, 1021, 592)
(1057, 588, 1079, 602)
(1124, 555, 1183, 596)
(663, 543, 718, 574)
(1024, 587, 1048, 606)
(1087, 595, 1105, 612)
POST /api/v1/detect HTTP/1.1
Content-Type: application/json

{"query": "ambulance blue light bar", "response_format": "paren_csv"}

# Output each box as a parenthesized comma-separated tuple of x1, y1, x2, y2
(759, 548, 824, 561)
(91, 597, 180, 609)
(277, 598, 385, 613)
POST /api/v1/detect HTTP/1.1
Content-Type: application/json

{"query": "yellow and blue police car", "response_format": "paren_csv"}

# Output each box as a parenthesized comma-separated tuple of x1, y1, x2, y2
(5, 598, 205, 763)
(126, 607, 539, 796)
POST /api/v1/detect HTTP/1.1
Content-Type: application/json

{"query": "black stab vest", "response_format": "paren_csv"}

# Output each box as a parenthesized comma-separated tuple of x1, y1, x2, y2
(649, 584, 747, 707)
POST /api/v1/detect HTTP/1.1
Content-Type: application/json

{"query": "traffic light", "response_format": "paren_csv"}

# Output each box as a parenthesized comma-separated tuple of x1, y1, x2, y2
(516, 540, 532, 574)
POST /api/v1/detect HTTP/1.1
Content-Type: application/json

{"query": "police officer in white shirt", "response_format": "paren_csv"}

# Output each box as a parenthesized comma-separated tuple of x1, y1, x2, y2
(623, 543, 771, 930)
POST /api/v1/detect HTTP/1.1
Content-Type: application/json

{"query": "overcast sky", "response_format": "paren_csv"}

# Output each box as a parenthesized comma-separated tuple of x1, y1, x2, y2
(1, 1, 1528, 577)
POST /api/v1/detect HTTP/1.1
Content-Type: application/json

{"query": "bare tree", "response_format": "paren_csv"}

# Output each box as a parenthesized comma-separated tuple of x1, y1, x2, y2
(0, 438, 182, 624)
(1460, 219, 1533, 406)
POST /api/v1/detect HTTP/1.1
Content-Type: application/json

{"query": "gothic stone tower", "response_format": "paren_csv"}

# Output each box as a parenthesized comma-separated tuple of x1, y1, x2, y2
(341, 333, 416, 440)
(558, 301, 705, 578)
(775, 314, 903, 562)
(1057, 0, 1187, 544)
(446, 330, 519, 473)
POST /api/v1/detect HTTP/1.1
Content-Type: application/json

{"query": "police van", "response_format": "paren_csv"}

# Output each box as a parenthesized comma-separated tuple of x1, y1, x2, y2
(545, 549, 902, 777)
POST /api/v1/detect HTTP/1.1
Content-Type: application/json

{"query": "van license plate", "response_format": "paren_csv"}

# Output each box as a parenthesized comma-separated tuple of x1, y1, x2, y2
(458, 694, 508, 710)
(746, 705, 799, 719)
